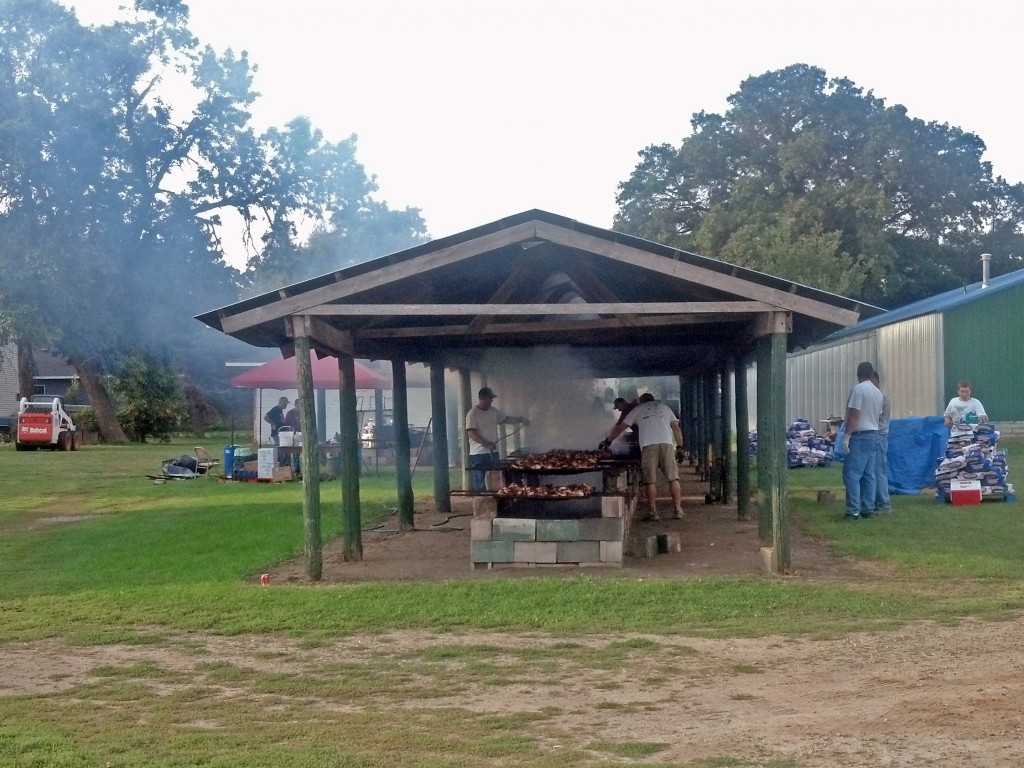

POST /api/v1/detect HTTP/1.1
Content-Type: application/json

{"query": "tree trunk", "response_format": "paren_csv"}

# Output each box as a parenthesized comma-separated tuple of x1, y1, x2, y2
(71, 356, 130, 444)
(16, 337, 38, 399)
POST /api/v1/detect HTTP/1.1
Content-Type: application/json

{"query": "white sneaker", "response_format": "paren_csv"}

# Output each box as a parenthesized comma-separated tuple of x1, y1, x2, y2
(672, 510, 685, 520)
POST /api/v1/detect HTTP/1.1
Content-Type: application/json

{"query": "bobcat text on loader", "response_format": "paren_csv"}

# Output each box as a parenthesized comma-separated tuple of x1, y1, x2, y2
(16, 396, 80, 451)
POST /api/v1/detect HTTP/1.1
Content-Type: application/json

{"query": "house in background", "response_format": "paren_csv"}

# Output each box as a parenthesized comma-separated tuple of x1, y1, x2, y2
(0, 343, 84, 417)
(0, 340, 17, 417)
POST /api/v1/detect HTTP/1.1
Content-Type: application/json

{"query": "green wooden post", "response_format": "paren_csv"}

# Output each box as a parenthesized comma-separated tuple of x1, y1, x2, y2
(768, 330, 790, 571)
(458, 369, 472, 491)
(694, 377, 705, 477)
(755, 335, 772, 542)
(755, 320, 790, 571)
(719, 360, 732, 505)
(392, 359, 414, 530)
(292, 331, 321, 581)
(338, 354, 362, 561)
(709, 370, 723, 501)
(734, 358, 752, 521)
(704, 373, 715, 483)
(430, 362, 451, 515)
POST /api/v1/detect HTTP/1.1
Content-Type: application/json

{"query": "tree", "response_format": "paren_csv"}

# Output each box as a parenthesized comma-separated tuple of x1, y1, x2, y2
(109, 352, 186, 443)
(614, 64, 1024, 307)
(0, 0, 425, 439)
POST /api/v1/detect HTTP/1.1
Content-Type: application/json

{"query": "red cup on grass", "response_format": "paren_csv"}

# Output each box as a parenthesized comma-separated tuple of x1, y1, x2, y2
(260, 573, 270, 586)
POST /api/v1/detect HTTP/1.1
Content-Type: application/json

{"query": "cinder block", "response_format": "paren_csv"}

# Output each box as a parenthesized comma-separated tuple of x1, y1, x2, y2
(492, 518, 536, 541)
(601, 496, 625, 517)
(470, 518, 493, 541)
(600, 540, 623, 563)
(603, 469, 627, 492)
(472, 496, 497, 518)
(579, 517, 623, 541)
(657, 532, 682, 553)
(471, 539, 514, 563)
(484, 470, 504, 492)
(513, 541, 558, 563)
(630, 535, 658, 558)
(556, 540, 601, 563)
(536, 519, 580, 541)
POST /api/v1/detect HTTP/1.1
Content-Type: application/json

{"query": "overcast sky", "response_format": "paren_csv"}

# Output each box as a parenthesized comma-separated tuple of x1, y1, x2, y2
(70, 1, 1022, 264)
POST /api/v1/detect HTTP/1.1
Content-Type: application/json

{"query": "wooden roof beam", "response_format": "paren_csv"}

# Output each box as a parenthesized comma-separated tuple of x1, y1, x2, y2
(221, 221, 540, 334)
(534, 221, 860, 327)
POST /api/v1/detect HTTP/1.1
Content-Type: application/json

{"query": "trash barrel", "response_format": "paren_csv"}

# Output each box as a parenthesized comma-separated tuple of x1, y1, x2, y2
(223, 445, 237, 479)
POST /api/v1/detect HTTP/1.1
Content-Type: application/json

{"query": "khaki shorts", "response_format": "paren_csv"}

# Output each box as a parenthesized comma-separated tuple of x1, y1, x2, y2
(640, 444, 678, 484)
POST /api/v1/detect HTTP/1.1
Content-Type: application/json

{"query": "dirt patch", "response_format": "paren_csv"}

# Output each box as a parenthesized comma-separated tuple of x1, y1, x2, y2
(2, 621, 1022, 766)
(267, 466, 869, 584)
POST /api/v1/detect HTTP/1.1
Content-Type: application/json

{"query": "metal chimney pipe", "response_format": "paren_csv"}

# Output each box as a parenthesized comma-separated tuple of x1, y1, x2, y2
(981, 253, 992, 288)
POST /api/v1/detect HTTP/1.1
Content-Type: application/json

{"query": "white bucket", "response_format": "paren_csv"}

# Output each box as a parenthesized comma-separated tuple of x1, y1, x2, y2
(278, 427, 295, 447)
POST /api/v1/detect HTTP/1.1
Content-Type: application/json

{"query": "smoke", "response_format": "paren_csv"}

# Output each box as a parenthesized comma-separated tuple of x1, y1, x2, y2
(474, 347, 613, 452)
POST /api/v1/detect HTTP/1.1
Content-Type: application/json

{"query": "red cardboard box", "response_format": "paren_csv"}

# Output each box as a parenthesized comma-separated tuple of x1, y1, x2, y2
(950, 480, 982, 506)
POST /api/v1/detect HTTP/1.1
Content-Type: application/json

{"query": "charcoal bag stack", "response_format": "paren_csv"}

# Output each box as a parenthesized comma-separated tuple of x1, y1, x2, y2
(786, 418, 833, 468)
(934, 422, 1014, 501)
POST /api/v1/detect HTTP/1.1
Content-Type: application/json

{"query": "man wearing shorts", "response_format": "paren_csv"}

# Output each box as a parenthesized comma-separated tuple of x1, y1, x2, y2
(605, 393, 685, 521)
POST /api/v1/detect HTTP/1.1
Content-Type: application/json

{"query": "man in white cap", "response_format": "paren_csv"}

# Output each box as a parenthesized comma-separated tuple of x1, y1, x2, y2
(465, 387, 529, 493)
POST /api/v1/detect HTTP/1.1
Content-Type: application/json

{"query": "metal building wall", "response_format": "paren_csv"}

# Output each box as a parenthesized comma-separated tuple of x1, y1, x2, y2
(786, 334, 877, 430)
(943, 285, 1024, 422)
(875, 313, 944, 419)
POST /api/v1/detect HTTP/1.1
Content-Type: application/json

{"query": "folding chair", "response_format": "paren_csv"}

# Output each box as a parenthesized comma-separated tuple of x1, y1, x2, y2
(194, 446, 220, 477)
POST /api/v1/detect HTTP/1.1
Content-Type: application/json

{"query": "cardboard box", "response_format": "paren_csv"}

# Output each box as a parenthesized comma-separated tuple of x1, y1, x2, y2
(257, 447, 278, 479)
(950, 479, 982, 506)
(271, 466, 293, 482)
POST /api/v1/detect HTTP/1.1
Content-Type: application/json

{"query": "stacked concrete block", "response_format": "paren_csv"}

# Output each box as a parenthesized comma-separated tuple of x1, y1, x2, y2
(470, 514, 624, 568)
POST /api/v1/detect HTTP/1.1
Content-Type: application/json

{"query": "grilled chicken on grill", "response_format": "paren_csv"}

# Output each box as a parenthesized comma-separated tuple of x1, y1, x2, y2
(506, 449, 606, 471)
(496, 483, 594, 499)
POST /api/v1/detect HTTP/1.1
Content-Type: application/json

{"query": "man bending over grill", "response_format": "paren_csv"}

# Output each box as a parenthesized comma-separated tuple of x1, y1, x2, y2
(604, 393, 685, 521)
(465, 387, 529, 493)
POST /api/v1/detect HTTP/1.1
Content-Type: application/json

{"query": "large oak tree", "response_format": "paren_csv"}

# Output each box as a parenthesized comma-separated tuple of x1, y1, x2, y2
(0, 0, 425, 439)
(615, 64, 1024, 307)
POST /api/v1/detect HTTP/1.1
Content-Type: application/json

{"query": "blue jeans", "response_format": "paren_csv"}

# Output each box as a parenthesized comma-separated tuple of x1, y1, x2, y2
(469, 452, 497, 493)
(843, 431, 880, 517)
(875, 433, 890, 512)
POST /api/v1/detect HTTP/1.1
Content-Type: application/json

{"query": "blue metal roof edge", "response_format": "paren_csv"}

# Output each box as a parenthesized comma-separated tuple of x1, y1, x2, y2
(818, 267, 1024, 344)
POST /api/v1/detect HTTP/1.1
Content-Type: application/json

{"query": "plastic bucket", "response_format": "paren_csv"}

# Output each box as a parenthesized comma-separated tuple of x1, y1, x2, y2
(223, 445, 236, 479)
(278, 427, 295, 447)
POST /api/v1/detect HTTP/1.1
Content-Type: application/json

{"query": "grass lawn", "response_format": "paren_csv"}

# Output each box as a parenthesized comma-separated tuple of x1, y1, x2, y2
(1, 433, 1023, 766)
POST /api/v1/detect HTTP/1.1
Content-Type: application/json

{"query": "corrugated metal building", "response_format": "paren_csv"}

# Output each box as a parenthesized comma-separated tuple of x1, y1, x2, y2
(785, 265, 1024, 436)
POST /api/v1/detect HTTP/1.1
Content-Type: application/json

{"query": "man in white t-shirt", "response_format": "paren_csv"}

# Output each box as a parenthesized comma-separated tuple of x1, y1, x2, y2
(465, 387, 529, 493)
(842, 362, 884, 520)
(943, 380, 988, 427)
(605, 393, 685, 521)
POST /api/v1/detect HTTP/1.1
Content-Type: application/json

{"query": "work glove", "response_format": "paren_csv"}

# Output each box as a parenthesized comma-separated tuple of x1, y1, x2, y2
(675, 446, 685, 464)
(598, 439, 611, 451)
(841, 435, 851, 454)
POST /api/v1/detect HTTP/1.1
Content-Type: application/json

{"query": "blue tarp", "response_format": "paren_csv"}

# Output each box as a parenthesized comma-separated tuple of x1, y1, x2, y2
(833, 416, 948, 495)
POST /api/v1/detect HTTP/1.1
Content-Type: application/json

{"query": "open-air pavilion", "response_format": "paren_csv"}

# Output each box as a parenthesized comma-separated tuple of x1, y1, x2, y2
(197, 210, 878, 577)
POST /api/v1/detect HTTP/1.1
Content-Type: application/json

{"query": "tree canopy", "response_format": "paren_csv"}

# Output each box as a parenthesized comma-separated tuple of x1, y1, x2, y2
(614, 64, 1024, 307)
(0, 0, 426, 437)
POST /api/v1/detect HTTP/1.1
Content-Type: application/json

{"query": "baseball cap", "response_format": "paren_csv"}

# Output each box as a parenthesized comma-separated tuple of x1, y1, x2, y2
(478, 387, 497, 398)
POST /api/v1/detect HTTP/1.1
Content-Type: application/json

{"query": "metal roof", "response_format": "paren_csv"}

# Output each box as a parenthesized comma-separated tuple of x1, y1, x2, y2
(196, 209, 880, 377)
(819, 267, 1024, 344)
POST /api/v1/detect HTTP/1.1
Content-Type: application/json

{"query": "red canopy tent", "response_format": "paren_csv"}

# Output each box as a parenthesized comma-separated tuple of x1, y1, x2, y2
(230, 352, 392, 390)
